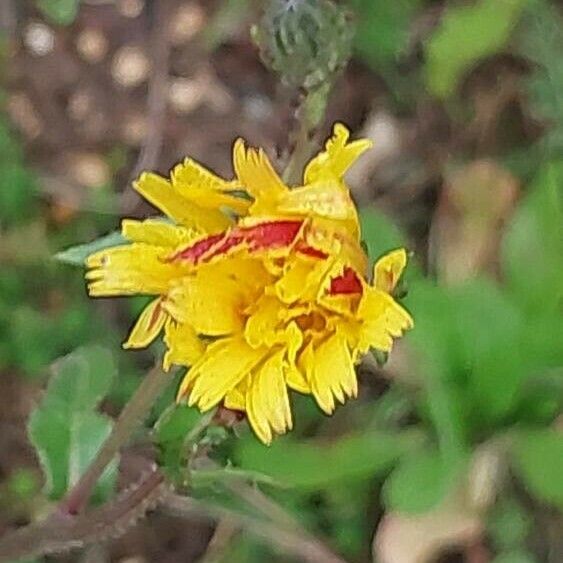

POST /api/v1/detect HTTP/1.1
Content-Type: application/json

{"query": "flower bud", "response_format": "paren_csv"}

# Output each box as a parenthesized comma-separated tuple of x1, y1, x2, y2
(252, 0, 354, 90)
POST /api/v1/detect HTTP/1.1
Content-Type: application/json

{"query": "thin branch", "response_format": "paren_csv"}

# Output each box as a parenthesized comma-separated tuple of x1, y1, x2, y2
(197, 517, 239, 563)
(162, 493, 350, 563)
(223, 478, 298, 531)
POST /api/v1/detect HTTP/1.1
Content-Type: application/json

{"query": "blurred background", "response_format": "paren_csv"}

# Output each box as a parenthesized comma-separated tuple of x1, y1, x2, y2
(0, 1, 561, 562)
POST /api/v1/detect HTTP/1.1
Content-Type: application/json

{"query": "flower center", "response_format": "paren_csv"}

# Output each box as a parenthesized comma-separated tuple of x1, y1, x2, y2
(295, 311, 327, 332)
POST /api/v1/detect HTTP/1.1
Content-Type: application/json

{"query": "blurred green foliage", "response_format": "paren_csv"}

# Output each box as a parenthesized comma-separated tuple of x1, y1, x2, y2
(352, 0, 420, 70)
(423, 0, 529, 98)
(520, 0, 563, 148)
(35, 0, 81, 26)
(0, 119, 37, 225)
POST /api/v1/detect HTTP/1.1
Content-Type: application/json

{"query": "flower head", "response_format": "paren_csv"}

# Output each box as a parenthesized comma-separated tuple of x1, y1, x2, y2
(86, 124, 413, 444)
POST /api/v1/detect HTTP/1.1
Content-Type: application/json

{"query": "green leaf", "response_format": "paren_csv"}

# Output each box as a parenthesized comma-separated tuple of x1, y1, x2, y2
(28, 346, 118, 501)
(451, 279, 526, 422)
(404, 281, 467, 462)
(36, 0, 81, 26)
(502, 160, 563, 315)
(383, 449, 464, 513)
(236, 430, 420, 490)
(510, 429, 563, 509)
(424, 0, 529, 98)
(55, 231, 128, 266)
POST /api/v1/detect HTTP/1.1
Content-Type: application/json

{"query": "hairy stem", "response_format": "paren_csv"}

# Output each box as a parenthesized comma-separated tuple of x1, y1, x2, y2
(0, 466, 166, 562)
(282, 84, 330, 185)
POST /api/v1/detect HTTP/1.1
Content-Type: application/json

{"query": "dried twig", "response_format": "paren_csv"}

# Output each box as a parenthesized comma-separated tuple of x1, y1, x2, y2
(122, 0, 174, 212)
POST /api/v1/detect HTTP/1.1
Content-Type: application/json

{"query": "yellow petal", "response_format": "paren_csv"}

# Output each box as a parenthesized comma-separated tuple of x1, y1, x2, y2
(280, 321, 303, 364)
(357, 287, 413, 352)
(179, 337, 266, 411)
(165, 269, 245, 336)
(86, 243, 185, 296)
(121, 218, 196, 247)
(246, 350, 292, 444)
(276, 180, 359, 224)
(373, 248, 408, 293)
(297, 340, 316, 393)
(224, 379, 248, 411)
(311, 331, 357, 414)
(304, 123, 372, 184)
(303, 220, 367, 273)
(123, 298, 166, 349)
(216, 256, 274, 295)
(233, 139, 287, 212)
(163, 319, 205, 371)
(285, 363, 310, 393)
(171, 158, 250, 216)
(171, 157, 237, 192)
(134, 172, 232, 233)
(275, 255, 332, 304)
(244, 295, 281, 348)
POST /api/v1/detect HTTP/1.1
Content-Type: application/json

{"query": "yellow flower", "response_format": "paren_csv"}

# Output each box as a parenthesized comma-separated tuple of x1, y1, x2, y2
(85, 124, 413, 444)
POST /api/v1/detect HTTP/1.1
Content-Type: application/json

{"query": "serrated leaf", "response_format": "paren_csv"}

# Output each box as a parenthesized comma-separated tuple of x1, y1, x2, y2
(424, 0, 529, 98)
(383, 450, 464, 514)
(28, 346, 118, 501)
(510, 429, 563, 509)
(36, 0, 81, 26)
(236, 430, 420, 490)
(55, 231, 128, 266)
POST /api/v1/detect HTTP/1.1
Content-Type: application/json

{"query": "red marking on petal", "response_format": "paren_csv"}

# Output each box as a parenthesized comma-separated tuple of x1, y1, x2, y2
(295, 242, 329, 259)
(171, 220, 304, 264)
(244, 220, 303, 250)
(329, 267, 363, 295)
(171, 233, 224, 263)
